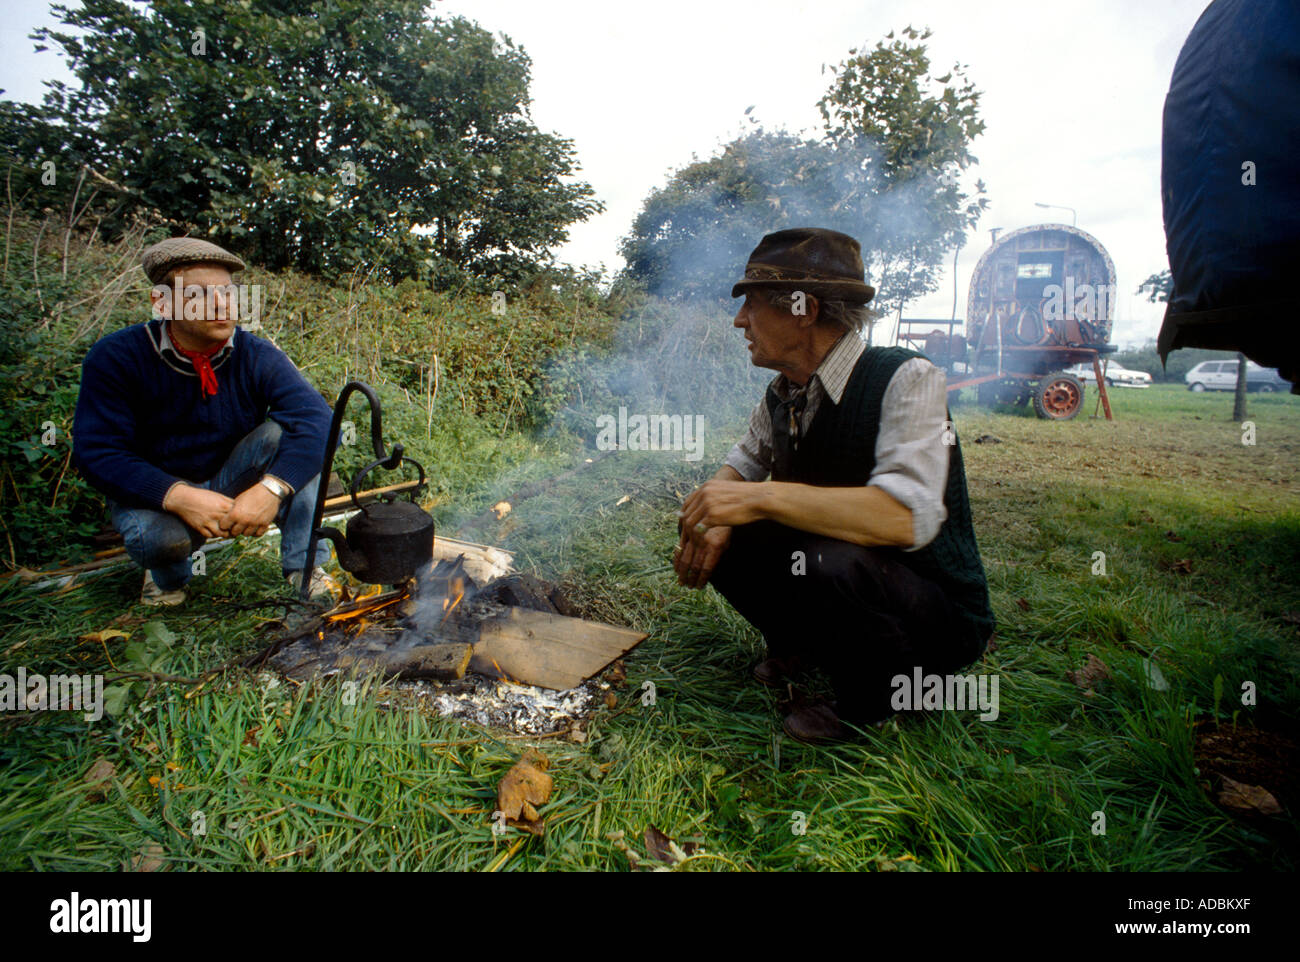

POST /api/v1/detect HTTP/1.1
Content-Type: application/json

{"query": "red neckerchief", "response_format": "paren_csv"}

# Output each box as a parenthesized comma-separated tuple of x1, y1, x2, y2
(166, 321, 222, 398)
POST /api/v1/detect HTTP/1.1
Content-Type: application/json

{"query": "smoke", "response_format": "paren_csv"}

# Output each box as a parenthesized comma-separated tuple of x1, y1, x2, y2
(623, 127, 976, 342)
(434, 127, 970, 553)
(435, 293, 769, 543)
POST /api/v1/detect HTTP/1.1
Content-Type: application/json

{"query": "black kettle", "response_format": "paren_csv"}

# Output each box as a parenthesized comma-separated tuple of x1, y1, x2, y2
(298, 381, 435, 599)
(316, 457, 434, 586)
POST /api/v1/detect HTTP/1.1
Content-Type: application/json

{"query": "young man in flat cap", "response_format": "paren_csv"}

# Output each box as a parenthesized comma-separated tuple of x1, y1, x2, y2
(72, 237, 335, 606)
(673, 227, 995, 743)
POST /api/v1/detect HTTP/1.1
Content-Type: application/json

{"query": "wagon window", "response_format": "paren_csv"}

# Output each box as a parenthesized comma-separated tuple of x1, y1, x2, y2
(996, 264, 1015, 297)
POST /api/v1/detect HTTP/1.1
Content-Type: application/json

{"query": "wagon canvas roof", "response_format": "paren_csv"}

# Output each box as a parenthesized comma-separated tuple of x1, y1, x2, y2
(967, 222, 1117, 317)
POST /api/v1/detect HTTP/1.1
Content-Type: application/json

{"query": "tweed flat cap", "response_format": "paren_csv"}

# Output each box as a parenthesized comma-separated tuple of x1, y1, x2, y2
(731, 227, 875, 304)
(141, 237, 246, 284)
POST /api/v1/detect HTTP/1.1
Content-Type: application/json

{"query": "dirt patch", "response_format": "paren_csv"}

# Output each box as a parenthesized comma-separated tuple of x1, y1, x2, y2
(1194, 719, 1299, 814)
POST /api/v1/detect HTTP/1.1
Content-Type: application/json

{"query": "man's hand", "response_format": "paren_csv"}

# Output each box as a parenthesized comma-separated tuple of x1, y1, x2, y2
(163, 484, 236, 538)
(672, 468, 752, 588)
(673, 524, 732, 589)
(678, 479, 768, 532)
(222, 483, 282, 537)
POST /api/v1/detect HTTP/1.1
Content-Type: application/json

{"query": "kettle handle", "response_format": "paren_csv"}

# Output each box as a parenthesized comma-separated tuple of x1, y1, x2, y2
(300, 379, 423, 603)
(351, 453, 427, 511)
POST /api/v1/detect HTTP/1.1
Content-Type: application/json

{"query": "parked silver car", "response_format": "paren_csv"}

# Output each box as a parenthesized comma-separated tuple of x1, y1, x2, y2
(1063, 362, 1152, 387)
(1185, 359, 1287, 392)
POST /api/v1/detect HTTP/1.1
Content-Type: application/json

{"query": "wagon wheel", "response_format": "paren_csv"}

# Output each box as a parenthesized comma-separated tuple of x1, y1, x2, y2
(1032, 371, 1084, 420)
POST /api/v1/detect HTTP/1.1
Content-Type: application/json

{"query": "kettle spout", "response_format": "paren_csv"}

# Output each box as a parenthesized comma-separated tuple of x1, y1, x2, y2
(316, 527, 368, 581)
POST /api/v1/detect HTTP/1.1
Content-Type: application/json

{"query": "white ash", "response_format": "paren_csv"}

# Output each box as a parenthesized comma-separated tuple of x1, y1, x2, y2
(383, 674, 601, 735)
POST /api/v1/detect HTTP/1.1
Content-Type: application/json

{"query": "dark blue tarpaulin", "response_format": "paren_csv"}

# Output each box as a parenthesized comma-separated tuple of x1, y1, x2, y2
(1159, 0, 1300, 387)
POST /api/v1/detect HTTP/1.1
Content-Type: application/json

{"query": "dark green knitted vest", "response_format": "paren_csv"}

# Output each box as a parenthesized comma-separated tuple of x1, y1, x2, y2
(765, 345, 996, 646)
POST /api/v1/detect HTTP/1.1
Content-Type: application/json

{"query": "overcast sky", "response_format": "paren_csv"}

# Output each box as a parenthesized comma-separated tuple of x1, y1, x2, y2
(1, 0, 1211, 347)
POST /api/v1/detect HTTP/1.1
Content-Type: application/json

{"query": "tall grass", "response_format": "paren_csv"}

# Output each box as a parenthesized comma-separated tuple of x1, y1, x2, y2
(2, 305, 1297, 869)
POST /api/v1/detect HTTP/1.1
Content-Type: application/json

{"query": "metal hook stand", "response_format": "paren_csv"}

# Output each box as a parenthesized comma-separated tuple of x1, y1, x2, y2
(298, 381, 406, 603)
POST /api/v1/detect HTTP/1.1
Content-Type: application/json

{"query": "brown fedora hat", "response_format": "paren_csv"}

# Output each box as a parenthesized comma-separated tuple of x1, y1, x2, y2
(731, 227, 875, 304)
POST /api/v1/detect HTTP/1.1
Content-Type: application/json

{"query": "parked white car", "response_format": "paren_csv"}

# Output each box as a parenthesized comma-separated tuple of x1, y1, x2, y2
(1185, 359, 1288, 393)
(1063, 362, 1152, 387)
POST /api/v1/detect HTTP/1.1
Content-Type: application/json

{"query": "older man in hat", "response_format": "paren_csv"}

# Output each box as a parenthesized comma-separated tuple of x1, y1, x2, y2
(72, 237, 335, 606)
(673, 227, 995, 743)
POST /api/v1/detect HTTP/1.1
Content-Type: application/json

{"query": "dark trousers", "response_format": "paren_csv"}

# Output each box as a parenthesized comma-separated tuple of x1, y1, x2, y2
(709, 520, 980, 723)
(108, 421, 329, 591)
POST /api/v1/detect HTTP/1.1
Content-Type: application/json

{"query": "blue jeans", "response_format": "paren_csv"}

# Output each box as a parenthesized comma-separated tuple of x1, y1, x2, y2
(109, 421, 330, 591)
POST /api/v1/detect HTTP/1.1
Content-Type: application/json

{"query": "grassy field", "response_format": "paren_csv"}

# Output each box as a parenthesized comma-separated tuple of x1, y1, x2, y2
(1, 382, 1297, 871)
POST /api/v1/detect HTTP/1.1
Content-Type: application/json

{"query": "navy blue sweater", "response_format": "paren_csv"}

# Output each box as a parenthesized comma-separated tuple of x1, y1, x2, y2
(73, 318, 331, 510)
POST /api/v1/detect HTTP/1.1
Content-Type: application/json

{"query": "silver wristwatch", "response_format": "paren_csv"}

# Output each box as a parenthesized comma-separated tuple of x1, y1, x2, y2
(260, 476, 290, 500)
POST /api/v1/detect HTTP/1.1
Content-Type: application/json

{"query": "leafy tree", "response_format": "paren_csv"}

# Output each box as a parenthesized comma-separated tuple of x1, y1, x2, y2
(619, 130, 847, 301)
(28, 0, 601, 284)
(1136, 269, 1173, 303)
(816, 27, 987, 319)
(620, 26, 987, 321)
(0, 98, 100, 208)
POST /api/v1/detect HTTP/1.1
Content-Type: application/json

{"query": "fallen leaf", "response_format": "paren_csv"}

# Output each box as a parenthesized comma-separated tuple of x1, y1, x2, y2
(492, 501, 512, 520)
(604, 692, 618, 709)
(615, 494, 631, 506)
(644, 825, 674, 863)
(130, 843, 165, 872)
(165, 761, 182, 772)
(643, 825, 699, 866)
(83, 758, 116, 800)
(4, 639, 26, 655)
(79, 629, 130, 645)
(1171, 558, 1192, 574)
(243, 725, 261, 746)
(1015, 598, 1030, 612)
(496, 748, 553, 836)
(1217, 775, 1283, 816)
(1066, 654, 1110, 691)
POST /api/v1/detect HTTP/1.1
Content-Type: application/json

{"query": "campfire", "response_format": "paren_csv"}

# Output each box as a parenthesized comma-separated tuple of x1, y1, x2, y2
(254, 536, 646, 734)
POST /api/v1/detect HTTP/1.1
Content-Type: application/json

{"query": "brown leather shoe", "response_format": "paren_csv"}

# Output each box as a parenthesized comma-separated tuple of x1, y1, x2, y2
(782, 703, 853, 744)
(782, 703, 891, 744)
(753, 655, 805, 687)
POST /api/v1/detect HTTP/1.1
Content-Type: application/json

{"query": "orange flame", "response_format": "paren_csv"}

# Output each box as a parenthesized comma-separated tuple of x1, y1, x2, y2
(325, 596, 402, 622)
(323, 583, 408, 625)
(490, 658, 516, 684)
(439, 574, 466, 625)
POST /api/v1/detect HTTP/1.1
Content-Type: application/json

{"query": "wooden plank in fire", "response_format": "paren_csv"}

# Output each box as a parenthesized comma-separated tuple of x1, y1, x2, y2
(334, 642, 474, 681)
(431, 535, 514, 584)
(470, 608, 648, 691)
